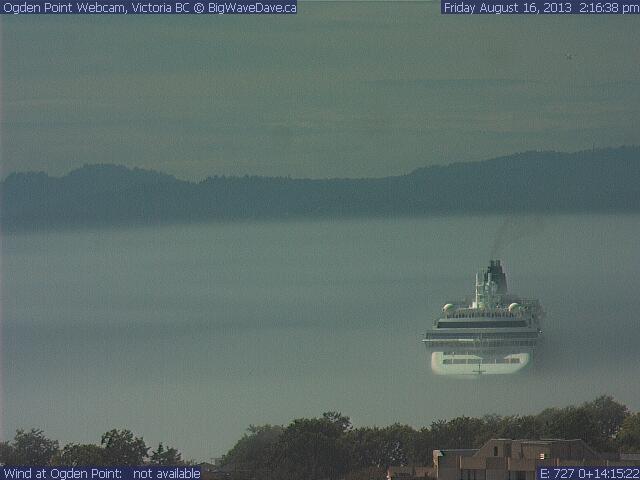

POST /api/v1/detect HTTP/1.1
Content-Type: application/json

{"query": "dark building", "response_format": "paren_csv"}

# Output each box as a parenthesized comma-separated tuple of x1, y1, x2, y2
(433, 439, 638, 480)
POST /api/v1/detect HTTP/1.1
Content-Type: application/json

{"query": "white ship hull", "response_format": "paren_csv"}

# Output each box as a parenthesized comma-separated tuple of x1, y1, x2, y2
(430, 351, 530, 377)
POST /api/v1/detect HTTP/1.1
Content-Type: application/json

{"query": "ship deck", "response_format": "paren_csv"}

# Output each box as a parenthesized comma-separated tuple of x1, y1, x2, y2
(423, 328, 540, 348)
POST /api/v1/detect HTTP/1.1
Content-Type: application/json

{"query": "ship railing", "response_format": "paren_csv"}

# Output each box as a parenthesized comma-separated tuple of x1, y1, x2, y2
(424, 330, 540, 338)
(423, 338, 537, 348)
(423, 330, 540, 347)
(442, 309, 527, 318)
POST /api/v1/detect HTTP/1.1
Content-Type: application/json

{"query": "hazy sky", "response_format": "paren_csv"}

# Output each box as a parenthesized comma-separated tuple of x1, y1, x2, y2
(2, 3, 640, 180)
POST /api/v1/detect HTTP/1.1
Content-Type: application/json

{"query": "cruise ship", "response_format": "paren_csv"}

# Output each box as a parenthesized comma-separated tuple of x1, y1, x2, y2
(423, 260, 544, 376)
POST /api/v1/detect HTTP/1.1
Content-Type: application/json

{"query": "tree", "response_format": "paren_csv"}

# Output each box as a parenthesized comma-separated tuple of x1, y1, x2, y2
(538, 406, 600, 447)
(150, 443, 184, 465)
(53, 444, 106, 466)
(412, 427, 435, 466)
(2, 429, 59, 466)
(270, 413, 352, 480)
(347, 426, 420, 470)
(322, 412, 352, 434)
(0, 441, 15, 465)
(372, 424, 420, 468)
(430, 416, 485, 449)
(583, 396, 629, 438)
(500, 415, 541, 440)
(618, 413, 640, 453)
(473, 414, 542, 443)
(221, 424, 283, 477)
(100, 429, 148, 465)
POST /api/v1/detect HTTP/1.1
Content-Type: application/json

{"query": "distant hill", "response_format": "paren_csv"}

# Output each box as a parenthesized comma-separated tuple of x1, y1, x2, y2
(2, 147, 639, 231)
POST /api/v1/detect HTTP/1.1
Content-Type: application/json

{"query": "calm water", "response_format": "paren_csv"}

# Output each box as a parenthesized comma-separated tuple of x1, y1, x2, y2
(2, 214, 640, 459)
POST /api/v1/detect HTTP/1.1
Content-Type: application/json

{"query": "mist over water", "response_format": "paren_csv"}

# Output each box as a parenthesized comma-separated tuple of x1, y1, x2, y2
(2, 214, 639, 459)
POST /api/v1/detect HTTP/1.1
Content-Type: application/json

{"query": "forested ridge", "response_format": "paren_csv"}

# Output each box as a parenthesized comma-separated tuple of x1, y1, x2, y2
(2, 147, 639, 231)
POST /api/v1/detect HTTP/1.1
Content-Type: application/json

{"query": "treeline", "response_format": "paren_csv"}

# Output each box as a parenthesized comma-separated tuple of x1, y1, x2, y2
(3, 397, 640, 479)
(0, 429, 187, 467)
(220, 396, 640, 480)
(2, 147, 640, 231)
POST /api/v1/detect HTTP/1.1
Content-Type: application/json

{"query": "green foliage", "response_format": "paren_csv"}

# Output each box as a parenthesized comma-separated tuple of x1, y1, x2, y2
(221, 397, 640, 479)
(539, 406, 600, 445)
(150, 443, 184, 466)
(583, 396, 629, 438)
(4, 395, 640, 479)
(473, 414, 541, 445)
(0, 428, 183, 468)
(618, 413, 640, 453)
(430, 416, 486, 449)
(100, 429, 149, 466)
(220, 424, 283, 477)
(269, 413, 352, 480)
(534, 397, 629, 452)
(0, 441, 14, 465)
(53, 443, 106, 466)
(346, 424, 423, 469)
(0, 429, 59, 466)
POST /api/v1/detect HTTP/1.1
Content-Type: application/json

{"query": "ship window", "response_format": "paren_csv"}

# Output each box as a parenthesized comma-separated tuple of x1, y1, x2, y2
(438, 321, 527, 328)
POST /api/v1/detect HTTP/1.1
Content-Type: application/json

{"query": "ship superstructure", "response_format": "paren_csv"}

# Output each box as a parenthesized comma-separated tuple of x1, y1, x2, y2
(423, 260, 543, 376)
